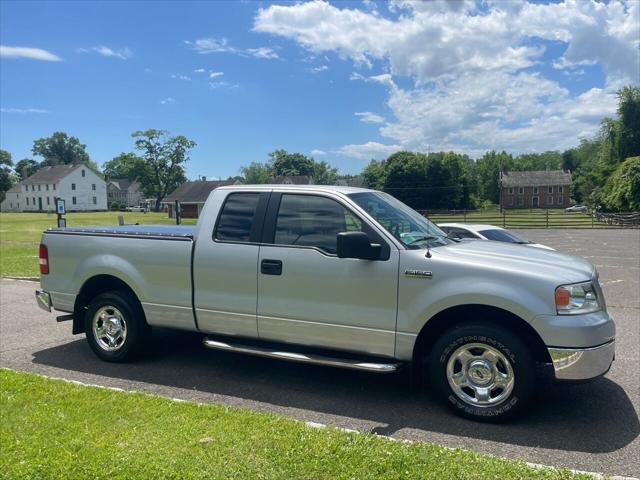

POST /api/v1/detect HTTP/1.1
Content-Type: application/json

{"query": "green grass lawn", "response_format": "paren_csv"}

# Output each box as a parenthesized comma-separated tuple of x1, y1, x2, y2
(0, 211, 195, 277)
(0, 369, 587, 480)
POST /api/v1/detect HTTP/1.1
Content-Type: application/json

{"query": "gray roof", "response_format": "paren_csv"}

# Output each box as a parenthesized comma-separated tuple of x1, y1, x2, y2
(164, 179, 237, 203)
(6, 184, 22, 193)
(500, 170, 572, 188)
(22, 164, 82, 184)
(108, 178, 136, 190)
(270, 175, 313, 185)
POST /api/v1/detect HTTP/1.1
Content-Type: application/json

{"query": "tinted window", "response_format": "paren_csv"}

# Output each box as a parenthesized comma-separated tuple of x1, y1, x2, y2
(274, 195, 361, 254)
(215, 193, 261, 242)
(479, 229, 530, 244)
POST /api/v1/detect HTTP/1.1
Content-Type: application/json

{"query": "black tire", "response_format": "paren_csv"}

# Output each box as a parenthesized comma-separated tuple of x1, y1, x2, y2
(428, 322, 535, 422)
(84, 290, 149, 362)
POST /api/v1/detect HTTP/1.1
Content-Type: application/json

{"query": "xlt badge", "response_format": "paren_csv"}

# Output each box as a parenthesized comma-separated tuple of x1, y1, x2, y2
(405, 269, 433, 279)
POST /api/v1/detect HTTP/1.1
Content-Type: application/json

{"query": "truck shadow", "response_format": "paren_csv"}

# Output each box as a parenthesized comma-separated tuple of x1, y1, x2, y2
(31, 329, 639, 454)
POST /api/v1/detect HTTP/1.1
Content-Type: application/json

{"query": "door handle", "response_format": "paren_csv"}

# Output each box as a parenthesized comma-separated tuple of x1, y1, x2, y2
(261, 259, 282, 275)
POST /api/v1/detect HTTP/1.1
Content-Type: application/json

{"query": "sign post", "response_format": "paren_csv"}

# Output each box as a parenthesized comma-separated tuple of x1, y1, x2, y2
(175, 200, 182, 225)
(55, 197, 66, 228)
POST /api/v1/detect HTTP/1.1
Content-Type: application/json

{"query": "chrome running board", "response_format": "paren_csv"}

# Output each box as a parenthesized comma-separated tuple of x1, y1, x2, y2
(203, 337, 400, 373)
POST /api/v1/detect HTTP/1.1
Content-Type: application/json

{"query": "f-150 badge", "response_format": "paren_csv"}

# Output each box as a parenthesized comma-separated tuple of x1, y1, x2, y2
(405, 269, 433, 279)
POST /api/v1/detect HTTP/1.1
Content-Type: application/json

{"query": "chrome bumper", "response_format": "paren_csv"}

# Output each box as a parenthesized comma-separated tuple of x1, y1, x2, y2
(35, 289, 52, 312)
(548, 340, 615, 381)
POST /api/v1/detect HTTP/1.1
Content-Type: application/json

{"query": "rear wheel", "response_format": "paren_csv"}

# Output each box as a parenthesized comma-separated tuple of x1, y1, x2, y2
(84, 290, 148, 362)
(428, 322, 535, 422)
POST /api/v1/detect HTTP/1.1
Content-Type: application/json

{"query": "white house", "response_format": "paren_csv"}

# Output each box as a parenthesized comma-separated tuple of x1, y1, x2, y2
(1, 164, 107, 212)
(107, 178, 144, 208)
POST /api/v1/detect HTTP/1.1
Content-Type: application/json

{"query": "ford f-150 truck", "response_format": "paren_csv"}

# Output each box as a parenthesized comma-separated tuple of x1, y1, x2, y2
(36, 185, 615, 421)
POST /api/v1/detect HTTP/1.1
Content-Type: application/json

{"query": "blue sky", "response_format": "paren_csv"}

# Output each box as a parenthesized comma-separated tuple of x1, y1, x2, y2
(1, 0, 638, 179)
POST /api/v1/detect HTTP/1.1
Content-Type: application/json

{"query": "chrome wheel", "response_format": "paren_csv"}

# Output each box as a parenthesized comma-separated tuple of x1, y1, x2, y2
(92, 306, 127, 352)
(446, 342, 514, 407)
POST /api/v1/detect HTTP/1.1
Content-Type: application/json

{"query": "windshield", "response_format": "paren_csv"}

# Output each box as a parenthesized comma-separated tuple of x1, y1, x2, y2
(478, 229, 531, 244)
(348, 191, 450, 249)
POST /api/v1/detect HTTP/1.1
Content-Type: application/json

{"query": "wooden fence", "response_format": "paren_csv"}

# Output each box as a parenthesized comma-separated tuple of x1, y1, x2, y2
(421, 209, 640, 229)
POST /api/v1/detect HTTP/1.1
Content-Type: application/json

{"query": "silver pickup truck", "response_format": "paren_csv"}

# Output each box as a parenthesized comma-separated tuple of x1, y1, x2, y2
(36, 185, 615, 421)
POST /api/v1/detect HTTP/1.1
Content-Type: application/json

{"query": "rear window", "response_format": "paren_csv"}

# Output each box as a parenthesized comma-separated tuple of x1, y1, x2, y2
(214, 193, 261, 242)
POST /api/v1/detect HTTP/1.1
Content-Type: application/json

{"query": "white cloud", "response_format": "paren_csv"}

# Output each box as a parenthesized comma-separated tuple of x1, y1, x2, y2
(355, 111, 384, 123)
(171, 74, 191, 81)
(160, 97, 176, 105)
(337, 141, 401, 160)
(210, 81, 239, 90)
(254, 0, 637, 156)
(78, 46, 132, 60)
(194, 68, 206, 73)
(309, 65, 329, 73)
(311, 149, 327, 155)
(209, 71, 224, 78)
(186, 37, 279, 59)
(1, 107, 49, 114)
(0, 45, 61, 61)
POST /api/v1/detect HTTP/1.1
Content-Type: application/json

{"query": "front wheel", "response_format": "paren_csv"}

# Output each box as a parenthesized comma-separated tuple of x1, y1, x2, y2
(429, 322, 535, 422)
(84, 290, 148, 362)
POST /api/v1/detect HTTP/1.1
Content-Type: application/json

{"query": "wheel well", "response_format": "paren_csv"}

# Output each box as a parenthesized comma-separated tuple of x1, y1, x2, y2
(72, 275, 144, 334)
(412, 304, 551, 366)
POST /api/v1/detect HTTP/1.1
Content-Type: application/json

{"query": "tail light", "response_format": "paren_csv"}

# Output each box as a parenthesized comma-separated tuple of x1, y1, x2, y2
(39, 244, 49, 275)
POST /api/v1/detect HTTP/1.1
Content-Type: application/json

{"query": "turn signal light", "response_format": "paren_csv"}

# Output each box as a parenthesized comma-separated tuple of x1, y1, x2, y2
(555, 287, 570, 307)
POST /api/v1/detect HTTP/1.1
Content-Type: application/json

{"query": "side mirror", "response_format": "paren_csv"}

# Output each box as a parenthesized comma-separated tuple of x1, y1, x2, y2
(337, 231, 381, 260)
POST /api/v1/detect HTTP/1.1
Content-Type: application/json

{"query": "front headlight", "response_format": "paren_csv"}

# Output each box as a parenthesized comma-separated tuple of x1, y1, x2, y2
(555, 281, 600, 315)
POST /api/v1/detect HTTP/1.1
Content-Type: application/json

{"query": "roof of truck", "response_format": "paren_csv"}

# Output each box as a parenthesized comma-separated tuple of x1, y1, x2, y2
(216, 184, 372, 194)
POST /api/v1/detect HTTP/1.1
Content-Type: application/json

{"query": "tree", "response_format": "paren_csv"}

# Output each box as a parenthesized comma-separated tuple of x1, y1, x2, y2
(103, 152, 145, 180)
(14, 158, 40, 180)
(600, 156, 640, 211)
(240, 161, 271, 184)
(131, 129, 196, 211)
(269, 149, 314, 177)
(311, 160, 338, 185)
(615, 86, 640, 161)
(0, 150, 13, 202)
(32, 131, 91, 166)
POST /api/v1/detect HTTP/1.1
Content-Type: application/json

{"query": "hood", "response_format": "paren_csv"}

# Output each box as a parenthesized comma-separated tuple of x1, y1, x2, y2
(434, 239, 595, 284)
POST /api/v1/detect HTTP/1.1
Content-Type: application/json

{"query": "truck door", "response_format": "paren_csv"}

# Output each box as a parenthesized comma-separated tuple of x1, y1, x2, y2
(257, 192, 399, 357)
(193, 191, 269, 337)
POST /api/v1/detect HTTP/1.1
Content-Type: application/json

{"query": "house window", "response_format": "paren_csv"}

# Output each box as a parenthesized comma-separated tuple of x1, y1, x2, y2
(508, 197, 514, 206)
(533, 186, 539, 194)
(47, 197, 50, 205)
(558, 195, 563, 205)
(547, 196, 554, 205)
(46, 184, 49, 191)
(71, 183, 76, 190)
(508, 187, 514, 195)
(548, 186, 553, 194)
(72, 196, 77, 205)
(518, 197, 524, 206)
(92, 196, 97, 205)
(26, 198, 29, 206)
(38, 185, 41, 191)
(82, 170, 86, 177)
(518, 187, 524, 194)
(31, 185, 35, 191)
(33, 197, 36, 205)
(53, 184, 56, 191)
(559, 186, 564, 193)
(92, 184, 96, 191)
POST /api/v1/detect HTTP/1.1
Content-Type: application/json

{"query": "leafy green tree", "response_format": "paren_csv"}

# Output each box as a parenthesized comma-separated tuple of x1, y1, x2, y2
(615, 86, 640, 161)
(600, 156, 640, 211)
(13, 158, 40, 180)
(240, 161, 271, 184)
(0, 150, 14, 202)
(32, 132, 91, 166)
(131, 129, 196, 211)
(103, 152, 145, 180)
(269, 149, 314, 177)
(473, 151, 513, 204)
(311, 160, 338, 185)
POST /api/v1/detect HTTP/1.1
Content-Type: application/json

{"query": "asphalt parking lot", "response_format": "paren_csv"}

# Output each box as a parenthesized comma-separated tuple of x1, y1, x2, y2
(1, 229, 638, 478)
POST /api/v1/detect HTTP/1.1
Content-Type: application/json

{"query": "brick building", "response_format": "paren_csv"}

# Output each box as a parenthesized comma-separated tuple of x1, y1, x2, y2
(500, 170, 572, 209)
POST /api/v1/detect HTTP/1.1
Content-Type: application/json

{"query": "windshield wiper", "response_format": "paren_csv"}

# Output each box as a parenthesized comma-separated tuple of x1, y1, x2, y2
(406, 235, 440, 246)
